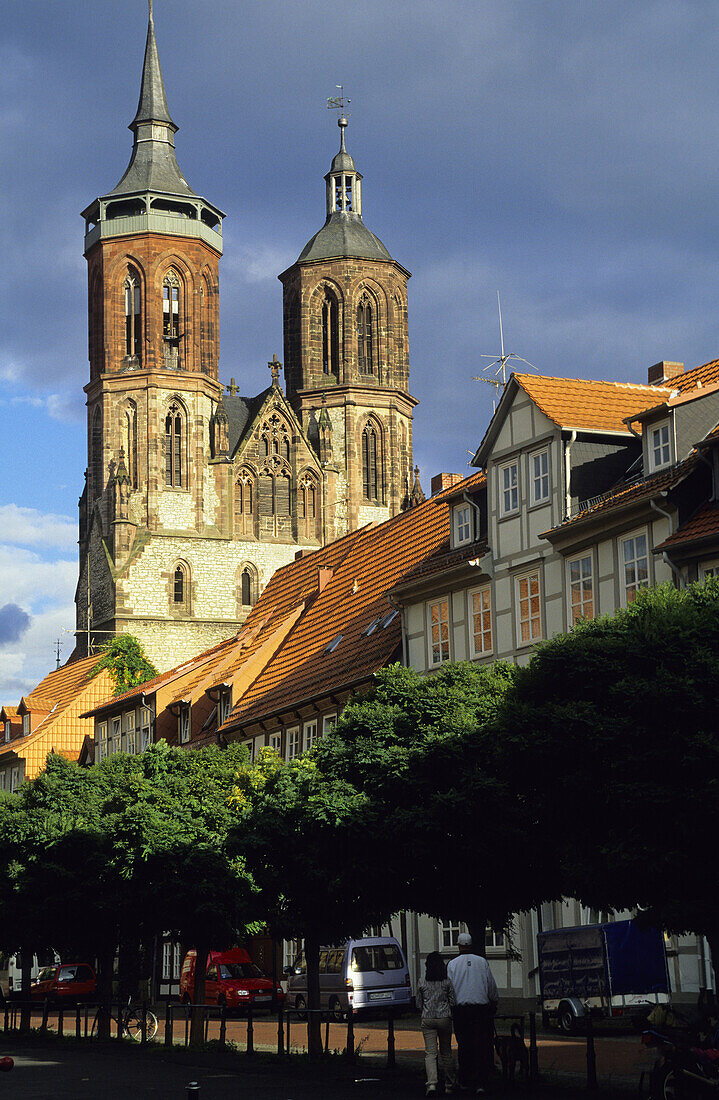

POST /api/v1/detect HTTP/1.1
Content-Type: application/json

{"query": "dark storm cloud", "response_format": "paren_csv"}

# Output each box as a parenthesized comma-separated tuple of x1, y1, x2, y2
(0, 604, 32, 647)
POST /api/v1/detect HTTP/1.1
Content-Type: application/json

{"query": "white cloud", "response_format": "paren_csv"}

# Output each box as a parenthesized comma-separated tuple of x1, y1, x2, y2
(0, 506, 77, 551)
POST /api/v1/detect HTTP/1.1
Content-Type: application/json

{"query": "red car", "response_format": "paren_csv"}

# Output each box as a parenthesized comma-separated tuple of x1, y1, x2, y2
(180, 948, 284, 1012)
(30, 963, 96, 1003)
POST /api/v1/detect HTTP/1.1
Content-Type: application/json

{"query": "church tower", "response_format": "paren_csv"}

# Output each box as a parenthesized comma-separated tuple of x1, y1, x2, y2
(279, 115, 417, 540)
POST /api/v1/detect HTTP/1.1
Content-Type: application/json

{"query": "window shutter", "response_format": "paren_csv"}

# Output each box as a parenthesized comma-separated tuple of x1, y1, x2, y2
(258, 474, 273, 517)
(276, 474, 291, 516)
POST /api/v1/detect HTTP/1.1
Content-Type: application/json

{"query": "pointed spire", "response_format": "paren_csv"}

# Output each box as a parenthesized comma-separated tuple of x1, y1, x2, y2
(131, 0, 176, 132)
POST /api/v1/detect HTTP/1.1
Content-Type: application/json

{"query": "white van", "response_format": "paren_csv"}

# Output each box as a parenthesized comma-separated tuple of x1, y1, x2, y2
(286, 937, 412, 1019)
(0, 950, 60, 1000)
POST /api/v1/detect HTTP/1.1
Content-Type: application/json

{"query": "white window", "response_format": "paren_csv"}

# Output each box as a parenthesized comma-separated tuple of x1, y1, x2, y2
(621, 532, 649, 605)
(531, 449, 549, 505)
(162, 942, 172, 981)
(268, 732, 281, 753)
(439, 919, 465, 950)
(22, 714, 30, 737)
(469, 586, 493, 657)
(428, 598, 451, 666)
(499, 460, 519, 516)
(0, 772, 6, 791)
(486, 923, 505, 949)
(173, 942, 182, 980)
(97, 721, 108, 760)
(651, 423, 671, 469)
(140, 706, 152, 751)
(111, 717, 121, 755)
(242, 739, 254, 762)
(322, 714, 337, 738)
(286, 726, 300, 760)
(568, 554, 594, 625)
(701, 560, 719, 580)
(124, 711, 136, 755)
(454, 505, 471, 545)
(303, 720, 318, 752)
(10, 767, 20, 793)
(178, 705, 190, 744)
(218, 688, 232, 727)
(516, 571, 542, 644)
(4, 722, 10, 744)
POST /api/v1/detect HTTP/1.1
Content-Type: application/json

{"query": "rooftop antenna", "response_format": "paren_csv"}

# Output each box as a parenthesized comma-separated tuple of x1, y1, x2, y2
(327, 84, 351, 118)
(54, 638, 62, 670)
(474, 291, 538, 411)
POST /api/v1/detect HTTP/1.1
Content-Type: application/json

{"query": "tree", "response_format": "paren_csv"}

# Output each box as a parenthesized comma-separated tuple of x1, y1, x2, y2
(91, 634, 157, 695)
(494, 580, 719, 986)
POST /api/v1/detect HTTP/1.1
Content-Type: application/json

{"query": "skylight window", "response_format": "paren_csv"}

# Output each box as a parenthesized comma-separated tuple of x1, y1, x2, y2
(362, 618, 382, 637)
(325, 634, 344, 653)
(381, 609, 398, 628)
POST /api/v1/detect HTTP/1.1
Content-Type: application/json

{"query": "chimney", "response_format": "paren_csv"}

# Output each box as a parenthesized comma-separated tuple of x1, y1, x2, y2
(318, 568, 333, 594)
(431, 472, 462, 495)
(648, 361, 684, 386)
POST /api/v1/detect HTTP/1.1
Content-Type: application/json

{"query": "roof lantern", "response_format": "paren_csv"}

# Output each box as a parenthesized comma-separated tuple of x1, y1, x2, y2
(296, 116, 392, 264)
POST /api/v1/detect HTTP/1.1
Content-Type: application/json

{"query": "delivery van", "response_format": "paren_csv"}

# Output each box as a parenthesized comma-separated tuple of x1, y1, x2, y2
(0, 950, 60, 1000)
(286, 936, 412, 1019)
(180, 948, 284, 1012)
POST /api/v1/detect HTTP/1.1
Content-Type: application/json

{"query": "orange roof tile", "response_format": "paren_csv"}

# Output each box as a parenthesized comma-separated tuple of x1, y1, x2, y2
(674, 357, 719, 394)
(514, 374, 671, 434)
(657, 502, 719, 550)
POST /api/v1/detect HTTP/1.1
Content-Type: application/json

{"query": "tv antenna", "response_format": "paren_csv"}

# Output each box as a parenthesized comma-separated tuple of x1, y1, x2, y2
(327, 85, 351, 116)
(474, 292, 537, 410)
(54, 638, 62, 670)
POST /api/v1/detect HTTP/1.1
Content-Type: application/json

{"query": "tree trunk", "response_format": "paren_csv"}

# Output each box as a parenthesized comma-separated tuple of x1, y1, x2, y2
(96, 943, 115, 1040)
(304, 932, 323, 1059)
(706, 931, 719, 995)
(19, 949, 32, 1031)
(189, 940, 209, 1048)
(467, 917, 487, 957)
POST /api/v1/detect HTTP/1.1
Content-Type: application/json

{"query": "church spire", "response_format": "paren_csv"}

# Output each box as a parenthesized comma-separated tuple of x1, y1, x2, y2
(131, 0, 176, 133)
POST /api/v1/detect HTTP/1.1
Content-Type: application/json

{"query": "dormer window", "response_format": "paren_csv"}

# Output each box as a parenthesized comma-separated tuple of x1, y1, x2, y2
(22, 714, 30, 737)
(651, 423, 671, 469)
(454, 505, 472, 546)
(4, 722, 10, 744)
(219, 688, 232, 727)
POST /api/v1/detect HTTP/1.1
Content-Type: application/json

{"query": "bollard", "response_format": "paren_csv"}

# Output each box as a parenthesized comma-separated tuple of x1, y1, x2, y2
(387, 1013, 396, 1070)
(165, 1001, 172, 1048)
(246, 1003, 254, 1055)
(186, 1084, 200, 1097)
(346, 1007, 355, 1062)
(75, 1004, 81, 1040)
(40, 1002, 49, 1035)
(219, 1003, 226, 1049)
(277, 1005, 284, 1056)
(528, 1011, 539, 1083)
(585, 1011, 598, 1091)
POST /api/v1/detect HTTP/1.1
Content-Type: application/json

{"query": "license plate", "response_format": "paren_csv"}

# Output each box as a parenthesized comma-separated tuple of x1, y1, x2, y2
(254, 995, 271, 1002)
(369, 991, 392, 1001)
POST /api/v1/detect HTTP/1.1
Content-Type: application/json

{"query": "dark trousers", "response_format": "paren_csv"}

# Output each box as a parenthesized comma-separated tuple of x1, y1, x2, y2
(452, 1003, 494, 1088)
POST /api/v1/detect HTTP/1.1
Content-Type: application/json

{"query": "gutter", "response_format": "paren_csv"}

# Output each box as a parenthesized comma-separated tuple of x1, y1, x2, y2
(649, 494, 683, 586)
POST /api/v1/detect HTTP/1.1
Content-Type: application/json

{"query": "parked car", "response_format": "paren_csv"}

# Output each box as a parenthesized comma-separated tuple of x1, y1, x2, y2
(180, 948, 284, 1012)
(0, 950, 60, 1000)
(30, 963, 96, 1003)
(286, 936, 412, 1019)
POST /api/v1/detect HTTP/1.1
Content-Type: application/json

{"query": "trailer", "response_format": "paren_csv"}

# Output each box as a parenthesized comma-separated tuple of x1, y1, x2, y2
(537, 920, 670, 1033)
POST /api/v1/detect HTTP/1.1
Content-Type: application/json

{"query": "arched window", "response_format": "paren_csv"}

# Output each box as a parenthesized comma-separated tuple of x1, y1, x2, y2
(258, 462, 292, 538)
(298, 473, 318, 539)
(322, 291, 340, 379)
(91, 406, 103, 499)
(362, 421, 380, 502)
(124, 267, 142, 361)
(200, 275, 212, 373)
(173, 565, 185, 604)
(170, 561, 191, 616)
(357, 294, 374, 375)
(165, 402, 184, 488)
(124, 402, 138, 488)
(260, 414, 291, 462)
(234, 470, 254, 537)
(162, 270, 181, 368)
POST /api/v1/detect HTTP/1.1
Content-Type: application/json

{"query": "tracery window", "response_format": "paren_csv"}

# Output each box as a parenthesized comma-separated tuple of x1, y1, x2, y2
(200, 275, 212, 373)
(298, 473, 318, 539)
(258, 459, 293, 538)
(238, 565, 258, 609)
(124, 268, 142, 360)
(162, 271, 181, 368)
(173, 565, 185, 604)
(357, 294, 374, 375)
(165, 402, 184, 488)
(322, 291, 340, 379)
(260, 414, 291, 462)
(362, 421, 380, 501)
(234, 470, 254, 537)
(124, 402, 138, 488)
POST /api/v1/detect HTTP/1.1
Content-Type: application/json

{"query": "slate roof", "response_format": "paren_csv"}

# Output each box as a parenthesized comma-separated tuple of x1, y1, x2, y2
(656, 502, 719, 550)
(225, 391, 269, 458)
(297, 212, 392, 264)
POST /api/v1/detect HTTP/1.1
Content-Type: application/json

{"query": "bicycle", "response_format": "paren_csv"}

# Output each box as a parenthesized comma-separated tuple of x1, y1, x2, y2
(90, 997, 158, 1041)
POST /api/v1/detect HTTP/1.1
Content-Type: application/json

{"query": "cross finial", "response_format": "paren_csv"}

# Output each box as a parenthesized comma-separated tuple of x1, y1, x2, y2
(268, 354, 282, 387)
(226, 377, 239, 396)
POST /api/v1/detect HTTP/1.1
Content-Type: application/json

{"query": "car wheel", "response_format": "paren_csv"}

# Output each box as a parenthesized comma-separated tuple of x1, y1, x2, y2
(650, 1064, 679, 1100)
(559, 1005, 576, 1034)
(295, 995, 307, 1021)
(329, 996, 345, 1022)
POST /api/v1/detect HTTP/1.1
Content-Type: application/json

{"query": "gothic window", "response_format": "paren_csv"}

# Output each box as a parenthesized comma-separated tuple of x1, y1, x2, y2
(162, 271, 181, 368)
(362, 421, 381, 502)
(357, 294, 374, 375)
(258, 460, 292, 538)
(91, 406, 103, 499)
(200, 275, 212, 373)
(234, 470, 254, 537)
(124, 402, 138, 488)
(284, 291, 300, 389)
(170, 561, 191, 616)
(322, 291, 340, 379)
(260, 414, 291, 462)
(165, 402, 184, 488)
(298, 473, 318, 539)
(124, 268, 142, 361)
(173, 565, 184, 603)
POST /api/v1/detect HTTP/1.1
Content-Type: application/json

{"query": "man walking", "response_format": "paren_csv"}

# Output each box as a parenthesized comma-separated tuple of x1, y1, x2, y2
(447, 932, 498, 1094)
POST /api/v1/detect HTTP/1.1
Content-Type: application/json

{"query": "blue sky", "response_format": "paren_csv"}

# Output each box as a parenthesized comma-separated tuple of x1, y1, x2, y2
(3, 0, 719, 695)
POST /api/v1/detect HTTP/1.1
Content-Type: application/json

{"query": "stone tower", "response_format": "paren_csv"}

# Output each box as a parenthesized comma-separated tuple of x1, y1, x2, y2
(279, 116, 417, 540)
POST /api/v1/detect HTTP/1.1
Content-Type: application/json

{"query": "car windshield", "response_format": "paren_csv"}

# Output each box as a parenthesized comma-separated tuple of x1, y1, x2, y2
(218, 963, 263, 980)
(35, 967, 56, 983)
(351, 946, 403, 972)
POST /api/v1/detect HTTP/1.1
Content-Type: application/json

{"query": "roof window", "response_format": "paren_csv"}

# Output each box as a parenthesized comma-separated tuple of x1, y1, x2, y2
(325, 634, 344, 654)
(362, 618, 382, 637)
(381, 609, 399, 629)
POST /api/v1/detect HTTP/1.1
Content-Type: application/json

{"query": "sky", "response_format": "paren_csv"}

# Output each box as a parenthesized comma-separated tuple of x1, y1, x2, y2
(3, 0, 719, 696)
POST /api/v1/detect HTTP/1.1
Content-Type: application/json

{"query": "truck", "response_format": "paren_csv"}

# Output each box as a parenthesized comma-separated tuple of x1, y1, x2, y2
(537, 920, 670, 1033)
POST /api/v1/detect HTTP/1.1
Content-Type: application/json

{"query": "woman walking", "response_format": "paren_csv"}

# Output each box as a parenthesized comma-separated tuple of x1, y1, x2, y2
(416, 951, 458, 1096)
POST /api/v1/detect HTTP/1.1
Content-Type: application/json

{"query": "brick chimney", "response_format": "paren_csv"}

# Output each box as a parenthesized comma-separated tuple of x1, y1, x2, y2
(648, 361, 684, 386)
(431, 472, 462, 495)
(318, 568, 333, 594)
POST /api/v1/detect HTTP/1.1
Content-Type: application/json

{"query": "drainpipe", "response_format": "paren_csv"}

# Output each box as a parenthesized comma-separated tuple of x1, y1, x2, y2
(388, 594, 408, 667)
(564, 431, 577, 520)
(649, 495, 683, 587)
(462, 491, 481, 541)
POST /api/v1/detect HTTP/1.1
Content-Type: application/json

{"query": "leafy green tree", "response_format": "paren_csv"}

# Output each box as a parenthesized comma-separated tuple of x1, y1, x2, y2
(495, 580, 719, 986)
(91, 634, 157, 695)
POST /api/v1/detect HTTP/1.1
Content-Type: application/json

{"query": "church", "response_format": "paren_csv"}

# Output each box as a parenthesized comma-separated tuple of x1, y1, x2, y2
(76, 3, 420, 670)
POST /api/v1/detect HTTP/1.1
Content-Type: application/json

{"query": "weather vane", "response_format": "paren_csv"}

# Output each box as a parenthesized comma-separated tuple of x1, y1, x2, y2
(474, 291, 537, 411)
(327, 85, 350, 116)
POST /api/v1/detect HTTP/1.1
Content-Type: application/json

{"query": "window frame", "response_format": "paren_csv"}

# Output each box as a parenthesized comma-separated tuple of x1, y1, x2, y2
(303, 720, 318, 753)
(619, 529, 650, 607)
(515, 569, 542, 647)
(3, 722, 9, 745)
(285, 726, 301, 761)
(651, 421, 672, 470)
(700, 558, 719, 580)
(530, 447, 550, 507)
(427, 597, 451, 667)
(164, 402, 186, 489)
(268, 732, 281, 754)
(124, 710, 137, 756)
(468, 584, 493, 658)
(567, 552, 595, 626)
(178, 704, 191, 745)
(454, 504, 472, 546)
(218, 688, 232, 728)
(140, 707, 152, 751)
(97, 721, 108, 760)
(322, 714, 337, 738)
(111, 716, 121, 756)
(499, 459, 520, 518)
(22, 713, 30, 737)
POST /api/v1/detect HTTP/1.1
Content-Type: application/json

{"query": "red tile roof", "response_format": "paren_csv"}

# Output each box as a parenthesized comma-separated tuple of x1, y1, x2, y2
(656, 502, 719, 550)
(514, 374, 671, 434)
